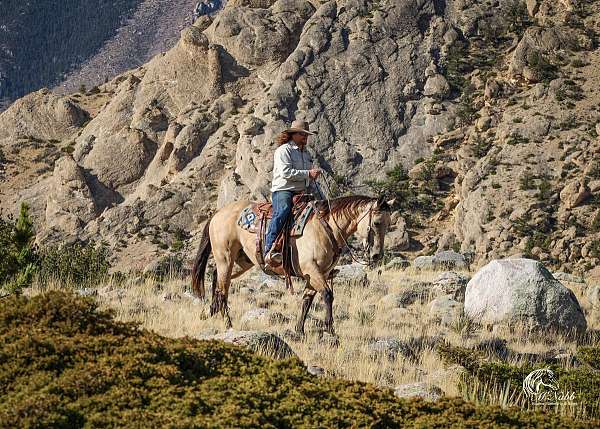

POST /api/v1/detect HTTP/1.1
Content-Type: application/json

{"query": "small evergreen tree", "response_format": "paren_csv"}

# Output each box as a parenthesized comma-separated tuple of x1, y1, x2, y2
(0, 203, 38, 295)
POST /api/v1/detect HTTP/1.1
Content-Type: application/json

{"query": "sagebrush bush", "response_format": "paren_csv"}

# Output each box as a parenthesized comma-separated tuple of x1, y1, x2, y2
(38, 241, 110, 286)
(438, 343, 600, 420)
(1, 292, 596, 428)
(1, 203, 111, 294)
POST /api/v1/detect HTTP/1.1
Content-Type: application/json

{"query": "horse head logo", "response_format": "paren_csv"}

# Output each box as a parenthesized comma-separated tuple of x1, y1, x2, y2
(523, 368, 559, 400)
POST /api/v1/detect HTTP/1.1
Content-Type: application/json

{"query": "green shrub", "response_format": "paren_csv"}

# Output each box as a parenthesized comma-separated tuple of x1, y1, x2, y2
(38, 241, 110, 286)
(519, 172, 536, 190)
(473, 135, 493, 158)
(1, 203, 111, 293)
(456, 84, 479, 126)
(502, 0, 532, 35)
(528, 50, 559, 83)
(0, 203, 38, 294)
(535, 175, 553, 202)
(0, 292, 596, 428)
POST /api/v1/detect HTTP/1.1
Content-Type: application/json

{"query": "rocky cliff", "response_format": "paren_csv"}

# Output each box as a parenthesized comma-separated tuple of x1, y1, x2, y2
(0, 0, 200, 108)
(0, 0, 598, 274)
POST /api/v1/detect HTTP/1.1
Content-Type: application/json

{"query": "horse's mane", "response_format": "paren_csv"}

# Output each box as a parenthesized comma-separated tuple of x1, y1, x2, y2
(318, 195, 377, 217)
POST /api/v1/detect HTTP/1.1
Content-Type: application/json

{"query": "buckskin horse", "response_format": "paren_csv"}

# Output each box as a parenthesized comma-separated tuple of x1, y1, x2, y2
(191, 195, 392, 335)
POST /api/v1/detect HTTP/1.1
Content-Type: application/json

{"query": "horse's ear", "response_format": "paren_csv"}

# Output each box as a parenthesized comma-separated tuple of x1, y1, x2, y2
(376, 195, 390, 210)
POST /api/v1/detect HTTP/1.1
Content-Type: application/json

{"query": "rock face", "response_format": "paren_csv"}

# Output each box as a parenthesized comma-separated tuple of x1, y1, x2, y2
(464, 259, 587, 335)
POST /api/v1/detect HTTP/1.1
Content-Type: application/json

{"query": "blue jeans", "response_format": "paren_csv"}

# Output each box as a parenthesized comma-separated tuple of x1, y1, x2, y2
(264, 190, 294, 254)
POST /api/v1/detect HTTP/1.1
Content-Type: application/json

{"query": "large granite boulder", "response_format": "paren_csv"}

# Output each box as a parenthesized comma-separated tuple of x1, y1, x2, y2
(464, 258, 586, 335)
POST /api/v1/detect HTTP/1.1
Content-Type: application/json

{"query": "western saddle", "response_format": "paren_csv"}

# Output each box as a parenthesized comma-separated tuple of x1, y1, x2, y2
(242, 194, 339, 293)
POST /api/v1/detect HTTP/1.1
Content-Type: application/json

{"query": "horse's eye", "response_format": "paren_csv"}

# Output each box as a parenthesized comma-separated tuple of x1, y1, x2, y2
(373, 221, 381, 226)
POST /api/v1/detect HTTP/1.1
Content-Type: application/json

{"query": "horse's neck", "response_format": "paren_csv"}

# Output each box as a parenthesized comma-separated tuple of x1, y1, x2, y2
(327, 206, 364, 243)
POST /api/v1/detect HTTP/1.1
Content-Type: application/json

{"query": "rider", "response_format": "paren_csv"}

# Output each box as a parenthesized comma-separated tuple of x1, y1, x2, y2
(264, 119, 321, 267)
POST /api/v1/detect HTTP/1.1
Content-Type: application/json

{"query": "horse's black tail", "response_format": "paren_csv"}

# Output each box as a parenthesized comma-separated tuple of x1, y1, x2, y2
(191, 218, 212, 299)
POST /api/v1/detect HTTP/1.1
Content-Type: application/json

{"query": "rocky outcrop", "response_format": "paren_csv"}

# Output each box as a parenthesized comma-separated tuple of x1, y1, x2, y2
(464, 259, 587, 335)
(44, 156, 97, 241)
(0, 89, 88, 143)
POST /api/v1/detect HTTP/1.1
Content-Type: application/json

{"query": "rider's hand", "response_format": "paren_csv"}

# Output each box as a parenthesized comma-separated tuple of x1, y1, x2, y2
(308, 168, 321, 179)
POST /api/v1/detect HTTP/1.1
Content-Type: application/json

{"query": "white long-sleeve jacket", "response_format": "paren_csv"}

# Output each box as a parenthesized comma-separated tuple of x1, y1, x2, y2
(270, 142, 315, 193)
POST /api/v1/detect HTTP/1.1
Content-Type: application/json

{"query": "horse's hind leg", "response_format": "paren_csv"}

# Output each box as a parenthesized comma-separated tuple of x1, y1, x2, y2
(295, 287, 317, 335)
(210, 247, 237, 329)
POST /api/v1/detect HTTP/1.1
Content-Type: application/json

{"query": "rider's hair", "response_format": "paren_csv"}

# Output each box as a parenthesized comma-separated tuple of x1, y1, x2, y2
(275, 131, 293, 146)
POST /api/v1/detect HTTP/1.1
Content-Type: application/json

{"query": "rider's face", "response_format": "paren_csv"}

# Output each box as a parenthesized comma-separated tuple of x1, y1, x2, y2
(292, 132, 308, 146)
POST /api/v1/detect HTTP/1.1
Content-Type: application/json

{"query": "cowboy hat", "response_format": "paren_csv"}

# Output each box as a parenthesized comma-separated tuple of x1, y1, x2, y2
(283, 119, 317, 135)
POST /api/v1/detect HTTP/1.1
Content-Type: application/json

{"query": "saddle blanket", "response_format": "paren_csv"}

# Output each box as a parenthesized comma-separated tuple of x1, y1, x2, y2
(237, 202, 315, 237)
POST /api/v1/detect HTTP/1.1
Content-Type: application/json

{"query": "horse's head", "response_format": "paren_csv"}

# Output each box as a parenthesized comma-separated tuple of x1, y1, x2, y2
(356, 196, 393, 265)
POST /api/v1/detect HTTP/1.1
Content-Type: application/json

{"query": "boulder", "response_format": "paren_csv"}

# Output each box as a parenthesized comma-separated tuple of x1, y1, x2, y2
(413, 255, 435, 269)
(414, 251, 468, 270)
(586, 285, 600, 309)
(384, 257, 410, 270)
(423, 74, 450, 99)
(386, 217, 410, 251)
(202, 329, 295, 359)
(367, 337, 410, 360)
(306, 365, 325, 376)
(560, 179, 591, 209)
(333, 263, 367, 284)
(464, 258, 587, 335)
(378, 289, 428, 309)
(394, 383, 443, 401)
(552, 272, 584, 284)
(434, 251, 468, 269)
(432, 271, 470, 302)
(428, 295, 463, 326)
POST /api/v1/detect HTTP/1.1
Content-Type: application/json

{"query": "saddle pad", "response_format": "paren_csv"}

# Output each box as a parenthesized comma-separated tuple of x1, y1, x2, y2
(290, 203, 314, 237)
(237, 206, 258, 233)
(236, 203, 315, 237)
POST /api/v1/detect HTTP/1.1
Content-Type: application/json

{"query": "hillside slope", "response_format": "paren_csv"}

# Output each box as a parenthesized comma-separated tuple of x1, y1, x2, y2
(0, 291, 594, 428)
(0, 0, 599, 275)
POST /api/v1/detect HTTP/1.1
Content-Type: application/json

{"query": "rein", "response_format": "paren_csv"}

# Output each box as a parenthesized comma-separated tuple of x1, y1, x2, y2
(316, 173, 376, 266)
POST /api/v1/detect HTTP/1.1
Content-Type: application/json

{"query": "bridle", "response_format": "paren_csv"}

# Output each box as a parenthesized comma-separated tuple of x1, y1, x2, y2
(317, 172, 382, 266)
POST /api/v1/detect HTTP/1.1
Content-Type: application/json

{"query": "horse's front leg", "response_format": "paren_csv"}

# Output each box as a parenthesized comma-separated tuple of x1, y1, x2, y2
(295, 287, 317, 335)
(302, 268, 335, 336)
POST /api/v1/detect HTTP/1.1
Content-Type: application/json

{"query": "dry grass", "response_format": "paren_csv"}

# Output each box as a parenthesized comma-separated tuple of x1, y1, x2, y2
(30, 266, 597, 402)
